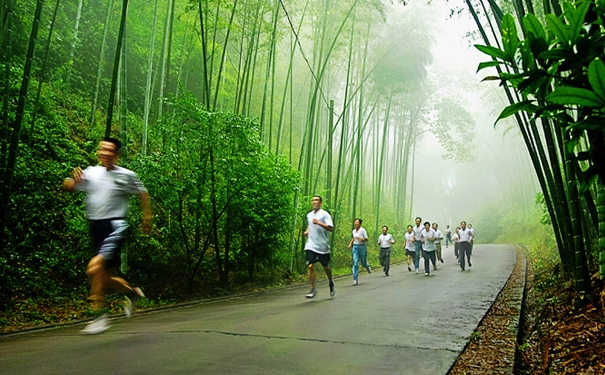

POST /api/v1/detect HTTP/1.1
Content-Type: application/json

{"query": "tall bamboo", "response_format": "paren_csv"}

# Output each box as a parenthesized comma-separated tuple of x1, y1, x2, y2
(90, 0, 115, 125)
(105, 0, 129, 138)
(142, 0, 159, 156)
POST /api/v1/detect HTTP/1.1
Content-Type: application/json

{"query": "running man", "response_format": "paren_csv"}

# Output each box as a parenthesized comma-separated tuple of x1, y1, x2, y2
(433, 223, 444, 264)
(453, 227, 461, 261)
(348, 218, 371, 285)
(458, 221, 474, 271)
(412, 217, 424, 273)
(303, 195, 335, 298)
(63, 138, 151, 334)
(377, 225, 395, 276)
(445, 225, 452, 248)
(404, 225, 416, 272)
(419, 221, 437, 276)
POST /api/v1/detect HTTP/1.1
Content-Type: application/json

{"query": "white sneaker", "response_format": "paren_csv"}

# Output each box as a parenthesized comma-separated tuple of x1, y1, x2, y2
(415, 269, 419, 274)
(353, 279, 358, 285)
(81, 314, 110, 335)
(124, 287, 145, 318)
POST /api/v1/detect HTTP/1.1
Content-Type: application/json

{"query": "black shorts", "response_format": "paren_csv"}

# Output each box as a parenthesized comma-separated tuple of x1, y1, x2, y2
(306, 250, 330, 267)
(406, 249, 415, 257)
(91, 218, 128, 269)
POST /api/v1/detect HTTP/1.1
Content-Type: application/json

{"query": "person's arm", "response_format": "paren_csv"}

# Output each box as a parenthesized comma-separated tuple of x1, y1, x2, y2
(348, 237, 354, 249)
(63, 167, 84, 192)
(312, 218, 333, 232)
(360, 229, 368, 243)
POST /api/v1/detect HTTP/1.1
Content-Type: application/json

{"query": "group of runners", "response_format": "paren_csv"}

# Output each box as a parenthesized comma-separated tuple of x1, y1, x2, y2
(303, 195, 476, 299)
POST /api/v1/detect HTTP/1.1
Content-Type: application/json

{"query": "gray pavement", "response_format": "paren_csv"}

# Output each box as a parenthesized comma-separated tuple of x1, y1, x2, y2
(0, 244, 515, 375)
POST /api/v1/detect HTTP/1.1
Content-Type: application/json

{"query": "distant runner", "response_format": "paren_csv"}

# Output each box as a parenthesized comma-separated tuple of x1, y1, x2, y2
(349, 218, 371, 285)
(377, 226, 395, 276)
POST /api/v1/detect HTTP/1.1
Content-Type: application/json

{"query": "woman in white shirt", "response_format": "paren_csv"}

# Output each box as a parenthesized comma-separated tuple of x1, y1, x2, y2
(403, 225, 416, 272)
(348, 218, 371, 285)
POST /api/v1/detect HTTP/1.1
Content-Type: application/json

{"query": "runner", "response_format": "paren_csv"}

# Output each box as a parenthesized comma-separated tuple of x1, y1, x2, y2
(63, 138, 151, 334)
(377, 225, 395, 276)
(419, 221, 437, 276)
(445, 225, 452, 248)
(303, 195, 335, 298)
(458, 221, 474, 271)
(453, 227, 461, 261)
(348, 218, 371, 285)
(412, 217, 424, 273)
(433, 222, 444, 264)
(404, 225, 416, 272)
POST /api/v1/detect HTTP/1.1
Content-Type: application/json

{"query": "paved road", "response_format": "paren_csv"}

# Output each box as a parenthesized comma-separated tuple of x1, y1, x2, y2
(0, 244, 515, 375)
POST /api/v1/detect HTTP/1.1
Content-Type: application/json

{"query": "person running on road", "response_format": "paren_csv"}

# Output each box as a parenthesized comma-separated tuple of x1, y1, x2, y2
(63, 137, 151, 334)
(348, 218, 371, 285)
(433, 223, 444, 264)
(453, 227, 461, 261)
(303, 195, 336, 299)
(377, 225, 395, 276)
(412, 217, 424, 273)
(404, 225, 416, 272)
(468, 224, 475, 255)
(445, 225, 452, 248)
(458, 221, 474, 271)
(419, 221, 437, 276)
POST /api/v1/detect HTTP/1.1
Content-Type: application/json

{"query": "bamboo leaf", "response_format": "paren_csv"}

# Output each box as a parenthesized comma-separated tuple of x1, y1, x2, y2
(546, 14, 570, 46)
(476, 61, 501, 72)
(494, 100, 538, 125)
(523, 13, 546, 40)
(475, 44, 509, 61)
(480, 76, 502, 82)
(501, 14, 520, 62)
(538, 48, 574, 60)
(546, 87, 605, 106)
(564, 118, 605, 132)
(488, 0, 504, 25)
(569, 1, 591, 43)
(588, 58, 605, 101)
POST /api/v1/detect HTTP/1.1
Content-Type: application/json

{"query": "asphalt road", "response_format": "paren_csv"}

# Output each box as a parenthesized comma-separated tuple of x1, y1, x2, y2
(0, 244, 515, 375)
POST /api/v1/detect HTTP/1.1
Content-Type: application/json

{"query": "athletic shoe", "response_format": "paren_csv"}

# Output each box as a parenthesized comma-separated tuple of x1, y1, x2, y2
(353, 279, 358, 285)
(469, 261, 472, 267)
(415, 269, 419, 274)
(329, 281, 335, 297)
(81, 314, 110, 335)
(124, 287, 145, 318)
(425, 272, 430, 276)
(305, 288, 318, 298)
(440, 259, 444, 263)
(367, 266, 372, 274)
(385, 272, 389, 276)
(408, 266, 411, 272)
(433, 265, 438, 270)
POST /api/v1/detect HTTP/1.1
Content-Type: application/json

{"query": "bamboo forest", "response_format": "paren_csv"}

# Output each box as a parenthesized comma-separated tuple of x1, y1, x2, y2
(2, 0, 605, 372)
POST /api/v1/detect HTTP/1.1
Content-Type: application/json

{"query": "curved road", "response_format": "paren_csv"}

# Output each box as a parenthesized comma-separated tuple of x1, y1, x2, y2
(1, 244, 515, 374)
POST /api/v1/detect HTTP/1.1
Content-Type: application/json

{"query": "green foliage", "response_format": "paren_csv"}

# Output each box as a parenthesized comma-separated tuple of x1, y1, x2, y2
(476, 0, 605, 188)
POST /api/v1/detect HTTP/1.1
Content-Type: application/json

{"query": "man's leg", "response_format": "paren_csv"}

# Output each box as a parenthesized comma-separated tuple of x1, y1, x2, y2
(414, 242, 421, 270)
(424, 252, 431, 274)
(86, 255, 108, 311)
(459, 243, 467, 270)
(308, 263, 315, 289)
(436, 243, 442, 262)
(352, 247, 360, 282)
(384, 249, 390, 275)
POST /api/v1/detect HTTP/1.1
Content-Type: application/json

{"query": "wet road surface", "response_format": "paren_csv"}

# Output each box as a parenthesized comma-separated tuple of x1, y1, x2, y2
(0, 244, 515, 374)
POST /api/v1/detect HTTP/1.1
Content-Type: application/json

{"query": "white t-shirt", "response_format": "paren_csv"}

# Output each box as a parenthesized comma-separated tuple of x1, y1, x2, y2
(459, 228, 473, 242)
(378, 233, 394, 248)
(452, 233, 459, 242)
(352, 227, 368, 245)
(470, 228, 475, 241)
(434, 229, 443, 244)
(404, 232, 415, 251)
(420, 228, 436, 251)
(75, 165, 147, 220)
(412, 224, 423, 239)
(445, 227, 451, 236)
(304, 209, 333, 254)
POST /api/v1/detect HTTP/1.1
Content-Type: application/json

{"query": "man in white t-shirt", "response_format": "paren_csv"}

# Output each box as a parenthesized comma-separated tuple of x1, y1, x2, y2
(412, 217, 424, 273)
(64, 138, 151, 334)
(419, 222, 437, 276)
(348, 218, 371, 285)
(433, 223, 444, 264)
(377, 226, 395, 276)
(458, 221, 474, 271)
(303, 195, 335, 298)
(468, 224, 476, 254)
(445, 225, 452, 248)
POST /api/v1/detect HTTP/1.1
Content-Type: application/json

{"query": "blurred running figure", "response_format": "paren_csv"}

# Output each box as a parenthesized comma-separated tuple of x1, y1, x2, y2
(419, 222, 437, 275)
(433, 223, 444, 264)
(469, 224, 476, 255)
(64, 138, 151, 334)
(453, 227, 461, 261)
(458, 221, 474, 271)
(412, 217, 423, 273)
(377, 226, 395, 276)
(445, 225, 452, 248)
(404, 225, 416, 272)
(303, 195, 335, 298)
(348, 218, 371, 285)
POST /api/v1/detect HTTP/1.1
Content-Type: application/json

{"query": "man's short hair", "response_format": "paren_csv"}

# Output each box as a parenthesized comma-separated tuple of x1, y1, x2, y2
(432, 222, 438, 227)
(312, 195, 323, 202)
(424, 221, 430, 226)
(354, 218, 363, 225)
(104, 137, 122, 153)
(461, 221, 467, 226)
(382, 225, 388, 230)
(415, 217, 422, 221)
